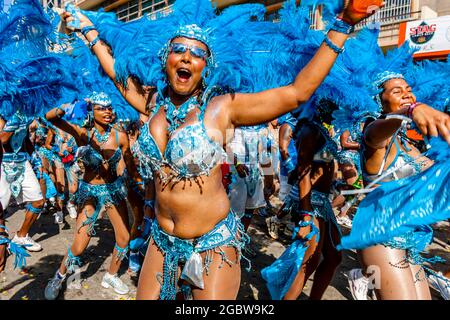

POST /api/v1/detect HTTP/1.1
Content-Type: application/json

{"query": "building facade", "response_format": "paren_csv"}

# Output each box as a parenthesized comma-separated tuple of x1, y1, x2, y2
(41, 0, 449, 58)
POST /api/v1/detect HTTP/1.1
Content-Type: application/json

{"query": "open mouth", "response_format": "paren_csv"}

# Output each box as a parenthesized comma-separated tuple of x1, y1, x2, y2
(103, 116, 112, 122)
(176, 68, 192, 83)
(401, 103, 412, 108)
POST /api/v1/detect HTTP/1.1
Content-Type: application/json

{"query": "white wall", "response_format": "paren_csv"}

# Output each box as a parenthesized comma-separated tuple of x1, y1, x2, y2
(419, 0, 450, 15)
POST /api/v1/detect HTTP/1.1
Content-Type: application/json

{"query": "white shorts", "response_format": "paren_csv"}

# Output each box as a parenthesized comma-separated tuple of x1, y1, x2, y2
(278, 174, 293, 202)
(229, 166, 265, 217)
(0, 161, 43, 209)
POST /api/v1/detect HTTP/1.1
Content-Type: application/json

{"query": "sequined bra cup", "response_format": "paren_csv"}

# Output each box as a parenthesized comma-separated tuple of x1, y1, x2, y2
(131, 121, 160, 180)
(137, 101, 226, 184)
(77, 129, 122, 176)
(363, 129, 424, 183)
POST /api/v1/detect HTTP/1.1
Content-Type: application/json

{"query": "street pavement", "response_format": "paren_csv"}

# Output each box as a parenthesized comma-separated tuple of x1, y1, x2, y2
(0, 200, 449, 300)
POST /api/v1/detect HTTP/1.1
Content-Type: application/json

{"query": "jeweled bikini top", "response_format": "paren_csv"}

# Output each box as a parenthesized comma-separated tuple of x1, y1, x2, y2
(363, 126, 424, 183)
(136, 92, 226, 185)
(77, 128, 122, 176)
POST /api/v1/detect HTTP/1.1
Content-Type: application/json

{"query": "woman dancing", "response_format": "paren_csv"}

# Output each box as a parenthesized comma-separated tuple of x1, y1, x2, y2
(63, 0, 382, 300)
(340, 72, 450, 300)
(44, 92, 142, 299)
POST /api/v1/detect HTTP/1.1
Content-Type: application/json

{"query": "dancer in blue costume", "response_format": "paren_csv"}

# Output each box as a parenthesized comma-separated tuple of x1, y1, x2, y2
(44, 92, 143, 300)
(0, 116, 30, 275)
(262, 98, 342, 300)
(338, 72, 450, 300)
(63, 0, 382, 300)
(0, 112, 45, 254)
(265, 113, 298, 240)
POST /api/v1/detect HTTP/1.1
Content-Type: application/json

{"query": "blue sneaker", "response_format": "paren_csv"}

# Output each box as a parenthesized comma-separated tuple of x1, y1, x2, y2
(128, 251, 141, 273)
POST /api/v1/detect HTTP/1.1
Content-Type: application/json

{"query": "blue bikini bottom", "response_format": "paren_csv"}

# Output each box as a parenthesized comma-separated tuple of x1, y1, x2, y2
(76, 177, 127, 236)
(151, 211, 250, 300)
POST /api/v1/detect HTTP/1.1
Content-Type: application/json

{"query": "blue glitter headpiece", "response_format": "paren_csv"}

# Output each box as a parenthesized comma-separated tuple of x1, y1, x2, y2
(89, 91, 112, 107)
(158, 23, 216, 80)
(372, 71, 405, 109)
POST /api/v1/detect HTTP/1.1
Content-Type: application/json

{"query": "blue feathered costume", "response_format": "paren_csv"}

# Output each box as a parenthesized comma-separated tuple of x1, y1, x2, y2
(308, 24, 450, 279)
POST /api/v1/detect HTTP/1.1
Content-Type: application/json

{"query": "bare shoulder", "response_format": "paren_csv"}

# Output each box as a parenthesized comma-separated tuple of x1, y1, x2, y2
(204, 94, 233, 126)
(116, 128, 129, 144)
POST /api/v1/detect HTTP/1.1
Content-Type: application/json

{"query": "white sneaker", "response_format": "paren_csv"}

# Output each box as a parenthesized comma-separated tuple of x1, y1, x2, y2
(54, 211, 64, 224)
(101, 272, 129, 295)
(337, 215, 353, 228)
(347, 268, 369, 300)
(67, 204, 78, 219)
(428, 272, 450, 300)
(266, 216, 280, 240)
(12, 234, 42, 252)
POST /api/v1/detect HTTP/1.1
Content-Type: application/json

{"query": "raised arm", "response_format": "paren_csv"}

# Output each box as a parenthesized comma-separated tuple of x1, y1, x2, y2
(224, 1, 384, 127)
(45, 106, 86, 147)
(365, 103, 450, 149)
(340, 130, 360, 150)
(62, 12, 149, 115)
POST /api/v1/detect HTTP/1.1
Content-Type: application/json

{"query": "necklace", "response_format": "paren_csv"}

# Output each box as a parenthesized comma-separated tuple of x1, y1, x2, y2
(93, 125, 111, 148)
(162, 95, 199, 134)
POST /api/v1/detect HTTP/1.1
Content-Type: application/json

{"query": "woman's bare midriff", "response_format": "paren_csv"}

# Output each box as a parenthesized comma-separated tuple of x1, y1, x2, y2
(155, 165, 231, 239)
(82, 171, 120, 185)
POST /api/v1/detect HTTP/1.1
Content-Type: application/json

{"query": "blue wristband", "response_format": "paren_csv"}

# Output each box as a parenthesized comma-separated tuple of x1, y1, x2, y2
(324, 35, 344, 54)
(81, 25, 96, 36)
(330, 17, 355, 35)
(89, 36, 100, 49)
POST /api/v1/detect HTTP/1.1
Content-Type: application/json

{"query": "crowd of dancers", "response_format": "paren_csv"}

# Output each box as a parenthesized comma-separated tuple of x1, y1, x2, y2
(1, 0, 450, 301)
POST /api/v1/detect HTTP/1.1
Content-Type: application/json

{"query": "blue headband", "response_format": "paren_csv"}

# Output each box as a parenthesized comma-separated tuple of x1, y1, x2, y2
(372, 71, 405, 110)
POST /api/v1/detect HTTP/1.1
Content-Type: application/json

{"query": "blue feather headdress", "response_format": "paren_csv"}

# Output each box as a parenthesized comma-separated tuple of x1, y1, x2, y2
(0, 0, 75, 119)
(0, 0, 139, 123)
(79, 0, 296, 99)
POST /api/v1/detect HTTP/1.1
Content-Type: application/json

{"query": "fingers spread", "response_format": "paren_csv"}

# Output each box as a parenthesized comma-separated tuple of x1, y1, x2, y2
(437, 122, 450, 145)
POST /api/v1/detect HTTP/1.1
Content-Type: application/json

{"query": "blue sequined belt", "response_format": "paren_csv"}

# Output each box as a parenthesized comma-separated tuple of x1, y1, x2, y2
(2, 153, 28, 197)
(76, 177, 127, 236)
(151, 211, 250, 300)
(382, 225, 437, 266)
(282, 188, 336, 223)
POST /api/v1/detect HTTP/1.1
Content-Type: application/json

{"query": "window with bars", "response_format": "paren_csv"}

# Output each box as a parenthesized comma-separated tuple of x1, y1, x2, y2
(356, 0, 417, 29)
(41, 0, 64, 8)
(114, 0, 174, 22)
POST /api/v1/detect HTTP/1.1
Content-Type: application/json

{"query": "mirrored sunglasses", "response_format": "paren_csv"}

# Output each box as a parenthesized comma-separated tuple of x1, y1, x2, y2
(169, 43, 208, 60)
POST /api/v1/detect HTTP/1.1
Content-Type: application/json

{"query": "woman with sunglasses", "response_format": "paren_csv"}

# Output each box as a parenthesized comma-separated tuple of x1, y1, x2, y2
(44, 92, 143, 300)
(62, 0, 384, 300)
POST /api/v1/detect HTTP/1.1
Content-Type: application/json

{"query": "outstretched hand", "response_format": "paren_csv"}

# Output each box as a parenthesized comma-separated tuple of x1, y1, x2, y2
(62, 10, 94, 31)
(341, 0, 385, 25)
(411, 103, 450, 145)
